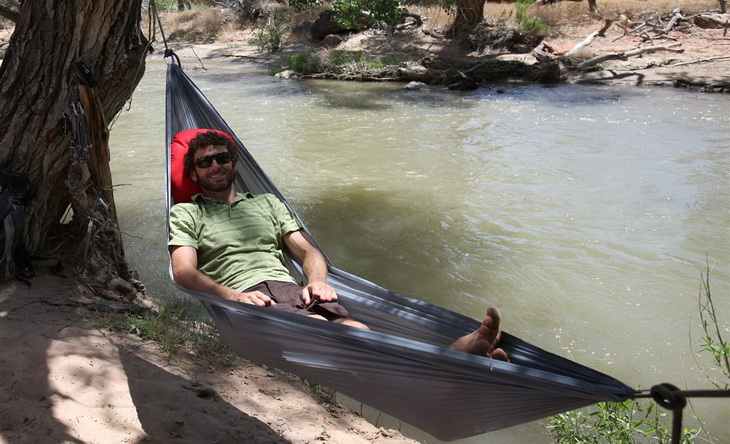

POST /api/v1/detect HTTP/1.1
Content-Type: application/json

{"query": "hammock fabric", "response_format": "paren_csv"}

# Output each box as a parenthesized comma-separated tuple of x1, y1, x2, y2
(165, 62, 636, 441)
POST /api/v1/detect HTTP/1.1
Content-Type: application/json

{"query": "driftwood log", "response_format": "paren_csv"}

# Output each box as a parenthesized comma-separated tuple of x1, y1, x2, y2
(575, 42, 684, 68)
(563, 19, 612, 58)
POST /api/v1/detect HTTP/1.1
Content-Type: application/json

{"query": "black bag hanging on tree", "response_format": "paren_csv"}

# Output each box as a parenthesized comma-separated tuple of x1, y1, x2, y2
(0, 168, 32, 281)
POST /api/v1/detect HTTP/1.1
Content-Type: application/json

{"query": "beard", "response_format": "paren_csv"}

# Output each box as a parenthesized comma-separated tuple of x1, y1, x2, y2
(197, 168, 235, 192)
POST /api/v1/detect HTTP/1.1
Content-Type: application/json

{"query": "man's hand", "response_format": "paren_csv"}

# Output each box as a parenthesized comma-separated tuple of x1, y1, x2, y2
(283, 231, 337, 306)
(227, 289, 276, 307)
(301, 280, 338, 305)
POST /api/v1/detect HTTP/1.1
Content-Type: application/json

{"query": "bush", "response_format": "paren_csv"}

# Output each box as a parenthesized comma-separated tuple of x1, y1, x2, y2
(250, 9, 289, 52)
(287, 50, 401, 75)
(155, 0, 178, 13)
(288, 51, 330, 74)
(548, 398, 698, 443)
(331, 0, 404, 31)
(515, 0, 551, 34)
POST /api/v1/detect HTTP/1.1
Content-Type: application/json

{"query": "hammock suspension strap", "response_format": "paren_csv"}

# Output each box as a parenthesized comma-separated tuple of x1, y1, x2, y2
(630, 383, 730, 444)
(147, 0, 180, 66)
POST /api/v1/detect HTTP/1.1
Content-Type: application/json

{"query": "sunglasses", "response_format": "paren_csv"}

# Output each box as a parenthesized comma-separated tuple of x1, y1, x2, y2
(194, 151, 232, 169)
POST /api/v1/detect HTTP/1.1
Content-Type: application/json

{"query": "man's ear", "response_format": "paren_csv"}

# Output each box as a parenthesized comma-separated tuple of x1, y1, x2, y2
(189, 170, 198, 182)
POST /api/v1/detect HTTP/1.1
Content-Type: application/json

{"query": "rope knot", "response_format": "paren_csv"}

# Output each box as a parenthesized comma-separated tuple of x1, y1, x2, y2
(651, 383, 687, 411)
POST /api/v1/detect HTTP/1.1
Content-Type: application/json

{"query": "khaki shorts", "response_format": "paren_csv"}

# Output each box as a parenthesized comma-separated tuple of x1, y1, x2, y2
(242, 280, 351, 321)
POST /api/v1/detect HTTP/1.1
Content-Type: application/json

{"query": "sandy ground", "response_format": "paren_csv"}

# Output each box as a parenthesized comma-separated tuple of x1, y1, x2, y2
(0, 273, 418, 444)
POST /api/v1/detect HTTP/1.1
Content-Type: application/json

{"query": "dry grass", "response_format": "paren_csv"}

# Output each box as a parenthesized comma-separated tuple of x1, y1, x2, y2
(407, 4, 455, 33)
(481, 0, 719, 33)
(533, 0, 717, 22)
(164, 7, 226, 43)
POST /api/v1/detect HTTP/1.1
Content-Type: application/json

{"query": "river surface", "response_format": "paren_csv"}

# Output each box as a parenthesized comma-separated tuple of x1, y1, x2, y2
(109, 59, 730, 443)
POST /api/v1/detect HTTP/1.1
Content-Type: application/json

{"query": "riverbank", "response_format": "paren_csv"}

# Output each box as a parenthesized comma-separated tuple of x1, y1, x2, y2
(0, 271, 419, 443)
(159, 8, 730, 91)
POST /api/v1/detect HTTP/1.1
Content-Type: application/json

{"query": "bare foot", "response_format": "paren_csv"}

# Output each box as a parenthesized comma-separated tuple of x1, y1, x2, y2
(448, 307, 510, 362)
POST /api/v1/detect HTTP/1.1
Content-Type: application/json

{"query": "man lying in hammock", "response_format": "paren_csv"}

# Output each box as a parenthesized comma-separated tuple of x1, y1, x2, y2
(169, 131, 509, 362)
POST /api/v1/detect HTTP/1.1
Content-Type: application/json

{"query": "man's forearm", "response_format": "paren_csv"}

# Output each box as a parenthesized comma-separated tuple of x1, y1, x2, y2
(301, 249, 329, 283)
(174, 265, 234, 299)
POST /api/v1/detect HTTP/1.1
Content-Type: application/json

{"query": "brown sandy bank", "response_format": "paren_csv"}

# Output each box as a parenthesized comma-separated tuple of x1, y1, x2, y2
(0, 271, 418, 444)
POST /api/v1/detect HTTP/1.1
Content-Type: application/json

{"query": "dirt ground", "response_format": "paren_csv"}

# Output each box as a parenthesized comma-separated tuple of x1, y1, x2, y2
(540, 17, 730, 88)
(0, 272, 419, 444)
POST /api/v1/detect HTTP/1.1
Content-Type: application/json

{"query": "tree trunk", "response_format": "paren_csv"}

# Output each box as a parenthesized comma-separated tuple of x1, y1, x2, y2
(177, 0, 192, 12)
(0, 0, 148, 282)
(0, 5, 19, 22)
(448, 0, 487, 38)
(588, 0, 599, 14)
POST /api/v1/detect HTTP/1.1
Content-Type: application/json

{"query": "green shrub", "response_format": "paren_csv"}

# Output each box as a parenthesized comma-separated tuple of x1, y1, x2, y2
(515, 0, 550, 33)
(155, 0, 178, 12)
(548, 398, 698, 443)
(250, 10, 289, 52)
(287, 50, 401, 75)
(331, 0, 404, 31)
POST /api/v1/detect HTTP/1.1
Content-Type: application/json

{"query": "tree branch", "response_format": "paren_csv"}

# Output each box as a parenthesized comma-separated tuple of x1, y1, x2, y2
(668, 55, 730, 67)
(563, 19, 613, 58)
(576, 42, 683, 68)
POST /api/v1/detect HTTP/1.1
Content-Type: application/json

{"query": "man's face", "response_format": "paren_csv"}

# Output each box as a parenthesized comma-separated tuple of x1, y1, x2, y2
(190, 145, 235, 192)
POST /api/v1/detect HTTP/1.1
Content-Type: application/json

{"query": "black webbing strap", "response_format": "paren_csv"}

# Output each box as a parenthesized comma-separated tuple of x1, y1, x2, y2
(631, 383, 730, 444)
(147, 0, 180, 66)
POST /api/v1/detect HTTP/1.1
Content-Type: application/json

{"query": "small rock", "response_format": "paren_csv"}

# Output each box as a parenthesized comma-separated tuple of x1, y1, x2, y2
(320, 34, 343, 49)
(275, 70, 297, 79)
(403, 81, 429, 90)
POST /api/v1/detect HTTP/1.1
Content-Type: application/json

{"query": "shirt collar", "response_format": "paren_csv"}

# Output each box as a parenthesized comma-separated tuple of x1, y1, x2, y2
(191, 192, 253, 204)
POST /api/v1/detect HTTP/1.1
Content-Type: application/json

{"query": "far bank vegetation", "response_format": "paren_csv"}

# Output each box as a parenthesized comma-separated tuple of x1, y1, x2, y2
(145, 0, 726, 88)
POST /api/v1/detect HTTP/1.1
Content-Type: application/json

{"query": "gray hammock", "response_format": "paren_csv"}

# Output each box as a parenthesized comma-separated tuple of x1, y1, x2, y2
(165, 62, 636, 441)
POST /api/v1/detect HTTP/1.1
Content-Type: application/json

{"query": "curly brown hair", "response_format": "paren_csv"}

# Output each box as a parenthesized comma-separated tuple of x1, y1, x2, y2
(184, 131, 237, 174)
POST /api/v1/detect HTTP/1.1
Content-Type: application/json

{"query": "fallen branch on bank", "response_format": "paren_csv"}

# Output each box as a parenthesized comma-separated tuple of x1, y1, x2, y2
(576, 42, 683, 68)
(661, 8, 686, 33)
(563, 20, 613, 58)
(612, 8, 694, 43)
(668, 55, 730, 67)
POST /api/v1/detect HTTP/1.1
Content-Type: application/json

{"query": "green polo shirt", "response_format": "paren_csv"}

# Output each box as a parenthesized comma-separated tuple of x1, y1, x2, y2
(169, 192, 302, 291)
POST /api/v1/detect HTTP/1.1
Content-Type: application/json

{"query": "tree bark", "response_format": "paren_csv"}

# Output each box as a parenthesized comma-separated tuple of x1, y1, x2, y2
(448, 0, 487, 38)
(587, 0, 599, 14)
(0, 0, 148, 279)
(0, 5, 19, 22)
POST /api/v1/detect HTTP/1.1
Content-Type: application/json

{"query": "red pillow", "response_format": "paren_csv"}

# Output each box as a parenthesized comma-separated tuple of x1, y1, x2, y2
(170, 129, 235, 203)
